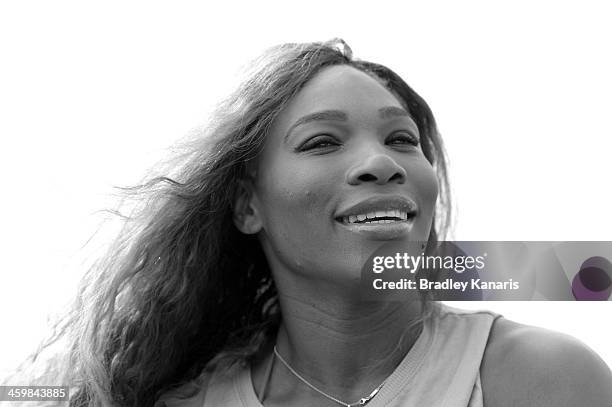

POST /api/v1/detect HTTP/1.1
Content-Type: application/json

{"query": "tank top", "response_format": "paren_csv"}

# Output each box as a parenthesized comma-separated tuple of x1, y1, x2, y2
(156, 303, 502, 407)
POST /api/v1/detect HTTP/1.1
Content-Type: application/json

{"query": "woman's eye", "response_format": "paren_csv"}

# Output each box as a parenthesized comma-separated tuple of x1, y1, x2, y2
(298, 135, 340, 152)
(387, 131, 420, 147)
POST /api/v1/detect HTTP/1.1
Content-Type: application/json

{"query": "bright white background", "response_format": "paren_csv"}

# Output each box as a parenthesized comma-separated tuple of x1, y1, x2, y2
(1, 1, 610, 378)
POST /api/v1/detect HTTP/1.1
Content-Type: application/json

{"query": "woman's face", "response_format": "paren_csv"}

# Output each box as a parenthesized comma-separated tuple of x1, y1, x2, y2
(241, 65, 439, 285)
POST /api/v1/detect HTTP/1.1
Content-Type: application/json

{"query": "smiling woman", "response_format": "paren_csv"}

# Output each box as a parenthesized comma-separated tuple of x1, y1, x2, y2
(237, 64, 439, 285)
(10, 39, 611, 407)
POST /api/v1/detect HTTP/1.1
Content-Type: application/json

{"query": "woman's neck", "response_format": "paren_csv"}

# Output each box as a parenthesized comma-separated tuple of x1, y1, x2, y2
(278, 293, 422, 380)
(252, 283, 425, 405)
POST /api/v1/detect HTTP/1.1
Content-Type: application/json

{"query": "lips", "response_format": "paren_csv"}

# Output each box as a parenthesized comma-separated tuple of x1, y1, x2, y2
(334, 196, 418, 240)
(335, 196, 418, 225)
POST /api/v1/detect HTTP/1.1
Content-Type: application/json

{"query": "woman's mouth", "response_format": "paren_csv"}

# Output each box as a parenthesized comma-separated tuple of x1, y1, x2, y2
(334, 197, 419, 240)
(337, 209, 414, 225)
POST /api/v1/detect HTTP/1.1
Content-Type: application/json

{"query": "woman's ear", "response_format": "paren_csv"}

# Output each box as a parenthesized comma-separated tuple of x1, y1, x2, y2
(232, 179, 263, 234)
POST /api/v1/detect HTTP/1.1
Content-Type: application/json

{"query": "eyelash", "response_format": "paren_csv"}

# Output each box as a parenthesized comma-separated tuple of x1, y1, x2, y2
(386, 131, 420, 147)
(298, 131, 419, 152)
(298, 134, 339, 151)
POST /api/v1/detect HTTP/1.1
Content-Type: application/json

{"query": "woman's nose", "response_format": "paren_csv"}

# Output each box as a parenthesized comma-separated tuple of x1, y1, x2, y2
(346, 153, 407, 185)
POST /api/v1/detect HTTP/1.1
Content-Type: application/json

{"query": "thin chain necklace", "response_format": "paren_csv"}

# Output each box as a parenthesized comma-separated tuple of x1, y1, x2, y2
(272, 346, 387, 407)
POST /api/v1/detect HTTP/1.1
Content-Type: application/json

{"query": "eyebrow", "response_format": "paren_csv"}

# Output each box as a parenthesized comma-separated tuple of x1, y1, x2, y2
(378, 106, 411, 119)
(284, 106, 414, 142)
(285, 110, 348, 142)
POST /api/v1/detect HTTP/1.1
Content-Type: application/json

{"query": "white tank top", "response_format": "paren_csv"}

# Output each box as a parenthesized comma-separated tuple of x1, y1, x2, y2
(156, 303, 502, 407)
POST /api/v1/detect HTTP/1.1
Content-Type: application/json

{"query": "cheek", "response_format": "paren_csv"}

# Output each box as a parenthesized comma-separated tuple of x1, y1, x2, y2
(404, 157, 440, 228)
(257, 162, 335, 231)
(255, 163, 338, 272)
(417, 160, 439, 206)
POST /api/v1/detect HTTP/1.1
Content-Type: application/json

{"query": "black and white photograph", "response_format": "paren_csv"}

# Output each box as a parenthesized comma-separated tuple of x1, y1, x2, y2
(1, 2, 611, 406)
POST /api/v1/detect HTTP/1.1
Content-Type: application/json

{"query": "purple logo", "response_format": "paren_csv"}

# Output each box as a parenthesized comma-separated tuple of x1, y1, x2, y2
(571, 256, 612, 300)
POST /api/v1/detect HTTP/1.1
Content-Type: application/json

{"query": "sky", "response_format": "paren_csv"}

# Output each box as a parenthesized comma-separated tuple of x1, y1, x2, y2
(0, 1, 610, 377)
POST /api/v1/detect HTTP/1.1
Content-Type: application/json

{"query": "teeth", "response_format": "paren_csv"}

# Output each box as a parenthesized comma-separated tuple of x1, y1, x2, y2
(341, 209, 412, 224)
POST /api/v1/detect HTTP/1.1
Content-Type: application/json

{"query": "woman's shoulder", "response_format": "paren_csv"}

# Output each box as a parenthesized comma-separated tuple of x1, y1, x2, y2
(153, 371, 213, 407)
(481, 316, 612, 407)
(153, 364, 247, 407)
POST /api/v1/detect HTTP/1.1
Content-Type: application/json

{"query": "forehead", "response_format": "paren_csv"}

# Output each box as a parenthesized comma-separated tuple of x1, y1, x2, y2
(275, 65, 405, 127)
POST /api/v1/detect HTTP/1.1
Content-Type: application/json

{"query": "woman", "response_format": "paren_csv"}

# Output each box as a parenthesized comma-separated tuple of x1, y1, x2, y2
(19, 39, 610, 406)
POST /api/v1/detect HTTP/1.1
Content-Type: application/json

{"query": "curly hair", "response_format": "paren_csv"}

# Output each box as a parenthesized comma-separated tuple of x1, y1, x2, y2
(7, 39, 451, 407)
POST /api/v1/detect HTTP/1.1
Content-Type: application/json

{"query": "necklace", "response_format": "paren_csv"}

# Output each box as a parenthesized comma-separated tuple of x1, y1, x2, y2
(272, 346, 386, 407)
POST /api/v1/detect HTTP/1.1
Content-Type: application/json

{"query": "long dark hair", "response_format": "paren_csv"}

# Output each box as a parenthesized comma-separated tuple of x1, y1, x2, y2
(10, 39, 451, 407)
